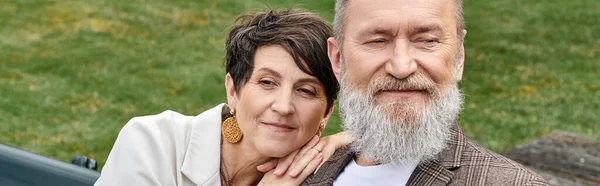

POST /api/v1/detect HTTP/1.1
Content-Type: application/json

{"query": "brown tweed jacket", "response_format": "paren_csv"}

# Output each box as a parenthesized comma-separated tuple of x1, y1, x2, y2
(302, 124, 548, 186)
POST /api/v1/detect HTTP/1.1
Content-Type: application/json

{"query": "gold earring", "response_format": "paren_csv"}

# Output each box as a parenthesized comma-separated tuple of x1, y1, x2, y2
(222, 108, 243, 143)
(316, 123, 325, 137)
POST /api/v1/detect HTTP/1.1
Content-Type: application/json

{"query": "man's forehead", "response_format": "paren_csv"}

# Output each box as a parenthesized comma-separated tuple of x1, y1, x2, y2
(345, 0, 457, 32)
(346, 0, 456, 19)
(357, 17, 445, 30)
(347, 0, 457, 7)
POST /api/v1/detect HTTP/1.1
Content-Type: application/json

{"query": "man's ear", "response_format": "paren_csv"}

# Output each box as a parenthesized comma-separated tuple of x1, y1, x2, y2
(455, 29, 466, 82)
(225, 73, 238, 109)
(327, 37, 342, 81)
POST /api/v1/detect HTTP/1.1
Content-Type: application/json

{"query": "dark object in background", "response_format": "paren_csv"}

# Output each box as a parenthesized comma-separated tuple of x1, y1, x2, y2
(71, 156, 98, 171)
(0, 143, 100, 186)
(504, 131, 600, 186)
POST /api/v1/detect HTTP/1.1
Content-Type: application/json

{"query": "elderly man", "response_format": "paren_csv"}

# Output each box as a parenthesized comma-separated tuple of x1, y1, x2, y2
(302, 0, 548, 185)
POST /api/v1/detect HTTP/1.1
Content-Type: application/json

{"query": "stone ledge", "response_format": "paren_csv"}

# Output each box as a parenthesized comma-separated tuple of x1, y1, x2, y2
(504, 131, 600, 186)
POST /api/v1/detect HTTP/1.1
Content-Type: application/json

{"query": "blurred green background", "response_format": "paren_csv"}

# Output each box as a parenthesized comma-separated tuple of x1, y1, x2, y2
(1, 0, 598, 171)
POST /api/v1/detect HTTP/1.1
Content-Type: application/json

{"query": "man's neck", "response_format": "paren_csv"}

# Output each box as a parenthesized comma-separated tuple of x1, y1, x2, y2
(354, 156, 382, 166)
(354, 155, 423, 167)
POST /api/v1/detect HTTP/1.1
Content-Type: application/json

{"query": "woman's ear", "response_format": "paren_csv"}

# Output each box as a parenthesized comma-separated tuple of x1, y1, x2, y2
(225, 73, 238, 109)
(320, 102, 336, 129)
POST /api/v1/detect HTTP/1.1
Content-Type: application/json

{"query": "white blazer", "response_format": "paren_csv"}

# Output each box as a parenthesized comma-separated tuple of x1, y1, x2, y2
(95, 104, 226, 186)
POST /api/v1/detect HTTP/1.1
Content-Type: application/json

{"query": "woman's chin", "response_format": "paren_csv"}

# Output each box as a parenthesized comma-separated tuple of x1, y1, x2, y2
(254, 140, 297, 158)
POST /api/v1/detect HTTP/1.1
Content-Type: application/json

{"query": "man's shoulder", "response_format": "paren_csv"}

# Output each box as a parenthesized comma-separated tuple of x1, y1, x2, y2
(408, 125, 548, 186)
(303, 126, 549, 186)
(460, 137, 539, 175)
(302, 146, 353, 186)
(447, 137, 547, 185)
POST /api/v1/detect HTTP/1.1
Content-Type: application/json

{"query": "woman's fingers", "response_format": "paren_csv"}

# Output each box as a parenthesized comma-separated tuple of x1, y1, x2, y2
(300, 152, 324, 179)
(256, 133, 351, 185)
(287, 136, 319, 174)
(257, 146, 324, 186)
(297, 135, 320, 158)
(288, 148, 321, 178)
(311, 132, 352, 172)
(256, 159, 279, 173)
(273, 150, 298, 176)
(316, 143, 335, 173)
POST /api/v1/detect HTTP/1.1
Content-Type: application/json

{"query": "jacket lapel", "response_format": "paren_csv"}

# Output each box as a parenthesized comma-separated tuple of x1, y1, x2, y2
(301, 146, 353, 186)
(406, 123, 466, 186)
(406, 160, 454, 186)
(181, 104, 226, 186)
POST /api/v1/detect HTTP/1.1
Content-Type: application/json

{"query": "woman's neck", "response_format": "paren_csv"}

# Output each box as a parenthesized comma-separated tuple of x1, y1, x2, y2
(221, 140, 273, 186)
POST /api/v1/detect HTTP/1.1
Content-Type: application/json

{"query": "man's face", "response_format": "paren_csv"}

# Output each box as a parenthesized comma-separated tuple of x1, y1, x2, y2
(329, 0, 466, 163)
(329, 0, 465, 121)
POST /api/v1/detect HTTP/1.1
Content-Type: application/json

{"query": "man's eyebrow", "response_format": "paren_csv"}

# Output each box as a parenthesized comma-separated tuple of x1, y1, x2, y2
(256, 67, 281, 78)
(358, 26, 394, 36)
(410, 24, 444, 35)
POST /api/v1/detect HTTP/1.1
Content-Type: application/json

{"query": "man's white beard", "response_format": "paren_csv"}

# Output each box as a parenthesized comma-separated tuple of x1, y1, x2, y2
(338, 72, 463, 165)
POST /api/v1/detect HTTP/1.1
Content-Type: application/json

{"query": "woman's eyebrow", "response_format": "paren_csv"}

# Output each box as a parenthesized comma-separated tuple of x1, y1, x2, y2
(297, 78, 323, 86)
(257, 67, 322, 86)
(256, 67, 281, 78)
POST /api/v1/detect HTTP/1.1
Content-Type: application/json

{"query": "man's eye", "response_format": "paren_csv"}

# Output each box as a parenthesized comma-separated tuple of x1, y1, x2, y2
(370, 39, 387, 44)
(413, 38, 439, 49)
(425, 39, 437, 43)
(420, 38, 439, 44)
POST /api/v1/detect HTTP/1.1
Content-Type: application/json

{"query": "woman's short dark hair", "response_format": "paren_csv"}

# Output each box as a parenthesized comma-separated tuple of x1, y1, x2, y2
(225, 9, 339, 115)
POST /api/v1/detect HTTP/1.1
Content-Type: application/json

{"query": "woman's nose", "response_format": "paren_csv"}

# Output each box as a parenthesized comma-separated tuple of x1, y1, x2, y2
(270, 89, 295, 115)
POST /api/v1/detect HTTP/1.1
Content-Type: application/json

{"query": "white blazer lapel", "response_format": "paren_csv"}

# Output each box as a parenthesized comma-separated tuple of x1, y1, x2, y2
(181, 104, 225, 186)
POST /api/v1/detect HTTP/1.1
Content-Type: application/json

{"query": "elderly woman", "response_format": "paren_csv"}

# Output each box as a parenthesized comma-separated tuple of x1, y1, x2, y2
(95, 9, 350, 186)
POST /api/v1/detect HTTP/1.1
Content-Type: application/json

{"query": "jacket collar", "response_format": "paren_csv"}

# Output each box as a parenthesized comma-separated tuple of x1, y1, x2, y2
(438, 123, 466, 169)
(181, 103, 226, 186)
(406, 123, 466, 185)
(303, 123, 467, 186)
(302, 146, 353, 186)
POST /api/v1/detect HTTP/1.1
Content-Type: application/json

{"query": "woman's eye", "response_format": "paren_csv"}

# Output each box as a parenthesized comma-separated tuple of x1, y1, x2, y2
(259, 79, 275, 86)
(298, 88, 316, 96)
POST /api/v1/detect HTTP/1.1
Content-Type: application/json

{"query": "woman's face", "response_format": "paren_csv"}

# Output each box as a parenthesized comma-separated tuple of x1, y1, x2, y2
(226, 44, 333, 157)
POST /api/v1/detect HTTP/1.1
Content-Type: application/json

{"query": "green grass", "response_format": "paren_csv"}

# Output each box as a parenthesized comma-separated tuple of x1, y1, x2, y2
(0, 0, 598, 171)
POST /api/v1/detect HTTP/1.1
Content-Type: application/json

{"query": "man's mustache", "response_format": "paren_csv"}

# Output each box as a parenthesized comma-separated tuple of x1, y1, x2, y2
(367, 73, 438, 96)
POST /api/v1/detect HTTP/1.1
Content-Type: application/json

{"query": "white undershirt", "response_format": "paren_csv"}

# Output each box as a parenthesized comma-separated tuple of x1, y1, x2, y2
(333, 158, 418, 186)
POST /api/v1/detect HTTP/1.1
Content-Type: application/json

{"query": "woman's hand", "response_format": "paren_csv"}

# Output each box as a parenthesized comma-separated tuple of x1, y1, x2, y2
(256, 132, 353, 178)
(309, 132, 352, 171)
(257, 136, 323, 186)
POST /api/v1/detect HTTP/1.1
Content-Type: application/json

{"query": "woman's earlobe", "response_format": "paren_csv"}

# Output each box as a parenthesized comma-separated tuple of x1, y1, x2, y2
(316, 123, 325, 137)
(319, 104, 335, 130)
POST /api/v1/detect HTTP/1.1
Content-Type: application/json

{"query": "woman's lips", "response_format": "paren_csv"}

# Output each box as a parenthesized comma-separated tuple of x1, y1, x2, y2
(262, 122, 295, 132)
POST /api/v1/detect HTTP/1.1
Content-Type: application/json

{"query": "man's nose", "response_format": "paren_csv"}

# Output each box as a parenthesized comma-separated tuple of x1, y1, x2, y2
(270, 88, 295, 115)
(385, 41, 417, 79)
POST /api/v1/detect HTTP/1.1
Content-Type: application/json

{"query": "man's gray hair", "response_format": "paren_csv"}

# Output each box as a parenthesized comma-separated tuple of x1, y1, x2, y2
(333, 0, 465, 48)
